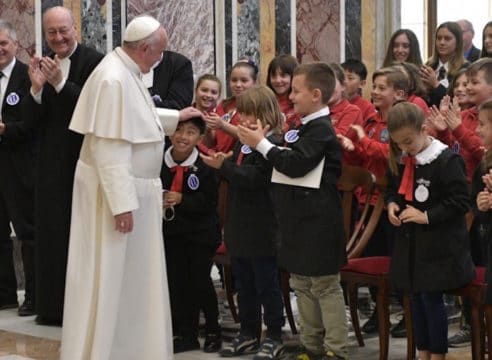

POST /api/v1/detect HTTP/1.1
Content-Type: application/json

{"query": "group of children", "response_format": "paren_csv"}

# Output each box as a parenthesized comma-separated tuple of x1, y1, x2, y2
(159, 23, 492, 359)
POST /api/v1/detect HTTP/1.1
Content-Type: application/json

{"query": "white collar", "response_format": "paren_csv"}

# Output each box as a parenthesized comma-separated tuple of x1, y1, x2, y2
(438, 60, 449, 72)
(0, 57, 16, 78)
(164, 146, 199, 168)
(301, 106, 330, 125)
(402, 137, 448, 165)
(115, 47, 142, 77)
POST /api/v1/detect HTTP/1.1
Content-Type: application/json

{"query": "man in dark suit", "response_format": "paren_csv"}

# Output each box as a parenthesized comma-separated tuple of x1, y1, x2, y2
(23, 6, 103, 325)
(458, 19, 481, 63)
(0, 21, 35, 317)
(147, 50, 194, 110)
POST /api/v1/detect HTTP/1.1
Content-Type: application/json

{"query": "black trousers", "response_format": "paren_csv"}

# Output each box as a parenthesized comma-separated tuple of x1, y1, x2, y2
(165, 229, 219, 339)
(0, 161, 35, 305)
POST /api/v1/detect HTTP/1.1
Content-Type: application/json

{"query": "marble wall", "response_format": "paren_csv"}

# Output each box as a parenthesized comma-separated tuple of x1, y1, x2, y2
(81, 0, 107, 54)
(0, 0, 35, 63)
(128, 0, 215, 77)
(296, 0, 340, 64)
(345, 0, 361, 60)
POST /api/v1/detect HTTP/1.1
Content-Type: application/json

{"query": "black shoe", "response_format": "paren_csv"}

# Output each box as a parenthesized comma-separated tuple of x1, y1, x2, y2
(173, 336, 200, 353)
(361, 309, 379, 334)
(390, 316, 407, 338)
(18, 299, 35, 317)
(204, 332, 222, 353)
(35, 315, 62, 326)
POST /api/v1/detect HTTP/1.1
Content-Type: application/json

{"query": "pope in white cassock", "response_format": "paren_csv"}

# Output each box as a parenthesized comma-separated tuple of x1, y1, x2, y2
(59, 16, 203, 360)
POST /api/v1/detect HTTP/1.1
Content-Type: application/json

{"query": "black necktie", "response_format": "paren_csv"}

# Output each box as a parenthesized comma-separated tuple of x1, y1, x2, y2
(438, 67, 446, 81)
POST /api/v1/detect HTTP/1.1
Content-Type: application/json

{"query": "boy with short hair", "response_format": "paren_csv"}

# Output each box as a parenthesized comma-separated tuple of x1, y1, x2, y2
(238, 62, 348, 360)
(161, 117, 221, 354)
(341, 59, 376, 123)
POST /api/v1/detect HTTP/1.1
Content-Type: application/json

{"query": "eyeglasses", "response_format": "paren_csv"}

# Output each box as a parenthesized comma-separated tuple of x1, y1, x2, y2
(46, 28, 72, 37)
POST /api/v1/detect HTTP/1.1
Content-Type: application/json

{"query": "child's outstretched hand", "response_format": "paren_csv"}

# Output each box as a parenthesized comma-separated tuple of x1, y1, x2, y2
(200, 151, 233, 169)
(427, 105, 447, 132)
(350, 124, 366, 140)
(387, 202, 402, 226)
(399, 205, 428, 224)
(237, 119, 270, 148)
(337, 134, 355, 151)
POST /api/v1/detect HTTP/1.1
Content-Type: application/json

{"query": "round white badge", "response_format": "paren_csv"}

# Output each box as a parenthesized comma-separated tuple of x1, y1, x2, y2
(187, 174, 200, 190)
(284, 129, 299, 143)
(6, 92, 19, 106)
(241, 144, 252, 154)
(414, 184, 429, 202)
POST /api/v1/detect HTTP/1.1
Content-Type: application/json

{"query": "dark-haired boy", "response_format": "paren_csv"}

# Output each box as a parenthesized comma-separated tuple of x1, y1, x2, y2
(239, 62, 348, 360)
(341, 59, 376, 123)
(161, 117, 221, 353)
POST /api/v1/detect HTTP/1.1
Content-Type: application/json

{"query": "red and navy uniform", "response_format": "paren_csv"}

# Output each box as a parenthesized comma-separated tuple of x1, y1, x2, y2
(349, 94, 377, 124)
(330, 99, 363, 142)
(435, 107, 483, 182)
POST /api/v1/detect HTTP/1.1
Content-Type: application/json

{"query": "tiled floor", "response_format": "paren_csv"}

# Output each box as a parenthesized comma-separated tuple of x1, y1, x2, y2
(0, 295, 475, 360)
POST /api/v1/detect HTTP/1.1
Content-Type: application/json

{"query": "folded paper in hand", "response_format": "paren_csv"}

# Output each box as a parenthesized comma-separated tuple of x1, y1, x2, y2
(271, 157, 325, 189)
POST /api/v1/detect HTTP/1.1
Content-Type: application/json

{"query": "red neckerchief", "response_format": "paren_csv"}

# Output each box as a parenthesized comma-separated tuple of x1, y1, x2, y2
(398, 156, 416, 201)
(236, 152, 245, 166)
(170, 165, 188, 192)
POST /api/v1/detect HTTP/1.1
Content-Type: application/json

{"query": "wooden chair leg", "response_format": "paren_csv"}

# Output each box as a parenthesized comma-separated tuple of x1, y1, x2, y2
(470, 301, 485, 360)
(280, 271, 297, 334)
(484, 305, 492, 359)
(402, 293, 415, 360)
(376, 283, 390, 360)
(223, 263, 239, 323)
(347, 282, 364, 346)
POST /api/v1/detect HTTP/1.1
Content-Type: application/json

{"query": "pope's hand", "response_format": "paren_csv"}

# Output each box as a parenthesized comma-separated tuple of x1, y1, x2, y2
(114, 211, 134, 233)
(179, 107, 204, 121)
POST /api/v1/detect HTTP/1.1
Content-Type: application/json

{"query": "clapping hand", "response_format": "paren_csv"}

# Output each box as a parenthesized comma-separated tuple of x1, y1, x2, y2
(200, 151, 233, 169)
(39, 55, 64, 88)
(237, 119, 270, 148)
(337, 134, 355, 151)
(28, 56, 47, 94)
(427, 105, 447, 132)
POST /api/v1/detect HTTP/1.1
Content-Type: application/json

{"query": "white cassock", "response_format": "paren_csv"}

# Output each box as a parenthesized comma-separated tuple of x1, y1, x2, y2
(60, 47, 178, 360)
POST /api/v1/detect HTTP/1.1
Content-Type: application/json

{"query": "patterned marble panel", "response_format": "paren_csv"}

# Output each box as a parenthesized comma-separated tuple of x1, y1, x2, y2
(81, 0, 107, 53)
(127, 0, 215, 77)
(0, 0, 35, 63)
(345, 0, 361, 60)
(112, 0, 121, 49)
(275, 0, 291, 55)
(296, 0, 340, 64)
(0, 331, 60, 360)
(237, 0, 260, 65)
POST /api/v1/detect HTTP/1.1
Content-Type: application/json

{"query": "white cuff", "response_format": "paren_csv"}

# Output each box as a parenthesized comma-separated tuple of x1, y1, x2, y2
(54, 78, 67, 93)
(156, 108, 179, 136)
(256, 138, 275, 159)
(30, 87, 43, 104)
(97, 164, 139, 216)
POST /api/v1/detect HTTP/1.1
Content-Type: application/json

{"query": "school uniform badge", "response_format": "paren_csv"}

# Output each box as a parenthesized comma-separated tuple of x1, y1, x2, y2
(379, 128, 389, 143)
(284, 129, 299, 143)
(187, 174, 200, 190)
(6, 92, 19, 106)
(241, 144, 252, 154)
(452, 141, 460, 153)
(415, 178, 430, 202)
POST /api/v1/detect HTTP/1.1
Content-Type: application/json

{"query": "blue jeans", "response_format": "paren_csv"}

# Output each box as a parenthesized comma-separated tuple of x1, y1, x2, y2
(411, 291, 448, 354)
(231, 257, 285, 340)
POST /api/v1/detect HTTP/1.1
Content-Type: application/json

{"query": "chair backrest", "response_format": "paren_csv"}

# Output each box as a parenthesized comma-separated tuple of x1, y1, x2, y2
(337, 165, 387, 259)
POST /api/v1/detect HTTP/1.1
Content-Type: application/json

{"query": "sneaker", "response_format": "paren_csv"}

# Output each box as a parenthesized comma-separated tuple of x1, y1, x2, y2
(288, 346, 324, 360)
(204, 332, 222, 353)
(448, 325, 471, 347)
(219, 333, 259, 357)
(361, 309, 378, 334)
(253, 338, 284, 359)
(390, 316, 407, 338)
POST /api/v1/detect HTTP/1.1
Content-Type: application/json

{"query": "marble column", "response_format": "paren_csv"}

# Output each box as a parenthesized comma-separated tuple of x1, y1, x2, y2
(345, 0, 361, 60)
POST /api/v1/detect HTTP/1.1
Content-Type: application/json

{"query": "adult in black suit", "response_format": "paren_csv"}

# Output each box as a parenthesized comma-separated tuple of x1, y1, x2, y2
(24, 6, 103, 325)
(0, 21, 35, 317)
(148, 50, 194, 110)
(458, 19, 481, 63)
